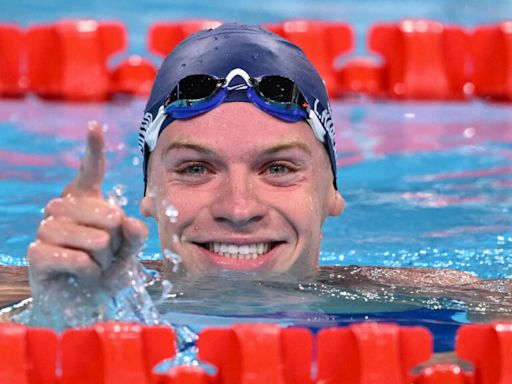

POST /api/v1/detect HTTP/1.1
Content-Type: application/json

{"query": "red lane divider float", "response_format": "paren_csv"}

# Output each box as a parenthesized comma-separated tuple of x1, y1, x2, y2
(0, 323, 58, 384)
(471, 21, 512, 100)
(369, 19, 470, 99)
(4, 321, 512, 383)
(0, 322, 175, 384)
(263, 20, 353, 98)
(111, 55, 157, 96)
(26, 19, 126, 101)
(61, 322, 176, 384)
(198, 323, 313, 384)
(336, 57, 384, 97)
(413, 363, 475, 384)
(0, 24, 25, 97)
(317, 322, 432, 384)
(149, 20, 222, 57)
(5, 19, 512, 101)
(456, 322, 512, 384)
(153, 365, 216, 384)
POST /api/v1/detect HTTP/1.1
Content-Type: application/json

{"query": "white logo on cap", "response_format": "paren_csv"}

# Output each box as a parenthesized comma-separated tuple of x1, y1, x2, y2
(138, 112, 153, 154)
(312, 99, 336, 149)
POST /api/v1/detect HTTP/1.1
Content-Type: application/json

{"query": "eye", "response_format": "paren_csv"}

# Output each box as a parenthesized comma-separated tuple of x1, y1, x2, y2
(176, 162, 211, 175)
(262, 161, 299, 176)
(267, 163, 291, 174)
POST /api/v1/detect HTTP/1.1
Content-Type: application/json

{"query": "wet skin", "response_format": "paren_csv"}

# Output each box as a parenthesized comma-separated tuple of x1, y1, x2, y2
(141, 103, 345, 278)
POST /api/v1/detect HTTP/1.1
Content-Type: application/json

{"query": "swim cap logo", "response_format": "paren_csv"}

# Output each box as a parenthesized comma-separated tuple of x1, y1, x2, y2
(138, 112, 153, 154)
(313, 99, 336, 149)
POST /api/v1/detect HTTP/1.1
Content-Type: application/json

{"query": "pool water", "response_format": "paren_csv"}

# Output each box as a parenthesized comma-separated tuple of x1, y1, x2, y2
(1, 96, 511, 352)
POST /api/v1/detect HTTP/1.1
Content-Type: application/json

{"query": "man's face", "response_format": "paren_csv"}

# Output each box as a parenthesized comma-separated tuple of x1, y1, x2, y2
(141, 102, 344, 278)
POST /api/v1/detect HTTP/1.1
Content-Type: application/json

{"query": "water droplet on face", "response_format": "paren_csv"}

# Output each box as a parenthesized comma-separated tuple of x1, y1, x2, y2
(163, 249, 182, 273)
(165, 205, 179, 223)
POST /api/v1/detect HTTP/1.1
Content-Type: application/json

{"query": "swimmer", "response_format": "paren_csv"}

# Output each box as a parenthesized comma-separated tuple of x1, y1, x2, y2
(2, 23, 501, 321)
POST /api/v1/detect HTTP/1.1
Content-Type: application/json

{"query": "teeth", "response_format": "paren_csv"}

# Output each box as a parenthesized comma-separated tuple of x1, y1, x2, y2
(206, 242, 273, 259)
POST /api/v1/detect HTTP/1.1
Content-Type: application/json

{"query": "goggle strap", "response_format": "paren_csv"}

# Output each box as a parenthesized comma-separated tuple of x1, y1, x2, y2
(145, 105, 167, 152)
(307, 109, 327, 143)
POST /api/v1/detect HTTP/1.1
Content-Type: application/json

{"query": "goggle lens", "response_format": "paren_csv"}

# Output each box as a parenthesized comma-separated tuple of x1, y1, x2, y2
(166, 75, 223, 106)
(165, 74, 307, 109)
(252, 75, 306, 105)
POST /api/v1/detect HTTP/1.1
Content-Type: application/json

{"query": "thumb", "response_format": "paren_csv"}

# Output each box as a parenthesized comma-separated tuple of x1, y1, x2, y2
(63, 121, 106, 197)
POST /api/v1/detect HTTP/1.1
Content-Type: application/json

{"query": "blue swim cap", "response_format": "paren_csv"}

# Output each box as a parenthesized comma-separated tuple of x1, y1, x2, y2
(139, 22, 337, 190)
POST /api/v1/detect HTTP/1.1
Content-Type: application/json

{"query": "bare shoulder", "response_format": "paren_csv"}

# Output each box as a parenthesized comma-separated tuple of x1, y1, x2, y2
(0, 266, 30, 308)
(318, 265, 481, 287)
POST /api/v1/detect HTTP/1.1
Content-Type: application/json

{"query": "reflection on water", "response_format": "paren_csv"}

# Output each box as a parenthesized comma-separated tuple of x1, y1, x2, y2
(151, 267, 512, 318)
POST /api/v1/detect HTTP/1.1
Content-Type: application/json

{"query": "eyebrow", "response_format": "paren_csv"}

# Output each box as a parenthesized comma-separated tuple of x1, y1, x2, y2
(260, 141, 312, 156)
(163, 141, 217, 157)
(162, 139, 313, 158)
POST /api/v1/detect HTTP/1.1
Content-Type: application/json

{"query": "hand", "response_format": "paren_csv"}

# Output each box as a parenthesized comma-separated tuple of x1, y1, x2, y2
(27, 121, 148, 313)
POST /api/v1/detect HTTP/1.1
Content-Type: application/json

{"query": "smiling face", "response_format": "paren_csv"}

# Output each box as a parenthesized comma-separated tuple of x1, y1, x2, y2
(141, 102, 344, 278)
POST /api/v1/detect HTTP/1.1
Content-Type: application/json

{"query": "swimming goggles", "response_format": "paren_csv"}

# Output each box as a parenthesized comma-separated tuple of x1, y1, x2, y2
(143, 68, 327, 153)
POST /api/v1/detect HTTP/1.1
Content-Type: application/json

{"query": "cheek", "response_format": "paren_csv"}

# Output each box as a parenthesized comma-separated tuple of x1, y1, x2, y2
(154, 186, 212, 242)
(286, 188, 325, 226)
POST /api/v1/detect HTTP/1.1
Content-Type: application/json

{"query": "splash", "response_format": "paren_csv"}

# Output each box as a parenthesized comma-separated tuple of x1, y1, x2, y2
(158, 279, 174, 303)
(165, 204, 179, 223)
(164, 248, 182, 273)
(107, 183, 128, 207)
(15, 261, 161, 331)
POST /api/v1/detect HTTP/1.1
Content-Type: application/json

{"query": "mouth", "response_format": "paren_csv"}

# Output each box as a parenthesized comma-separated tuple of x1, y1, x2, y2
(192, 241, 284, 271)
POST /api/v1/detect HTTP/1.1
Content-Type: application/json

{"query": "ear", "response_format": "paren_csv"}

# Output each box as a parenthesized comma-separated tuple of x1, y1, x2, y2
(140, 195, 155, 218)
(328, 189, 345, 217)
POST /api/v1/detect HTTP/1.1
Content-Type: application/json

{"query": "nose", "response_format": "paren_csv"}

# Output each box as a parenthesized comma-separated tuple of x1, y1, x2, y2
(209, 169, 268, 228)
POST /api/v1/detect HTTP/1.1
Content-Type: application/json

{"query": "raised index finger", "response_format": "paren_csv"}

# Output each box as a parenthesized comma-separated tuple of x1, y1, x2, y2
(63, 121, 106, 197)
